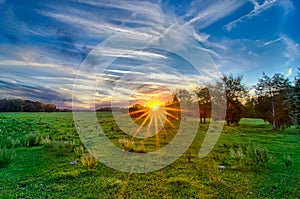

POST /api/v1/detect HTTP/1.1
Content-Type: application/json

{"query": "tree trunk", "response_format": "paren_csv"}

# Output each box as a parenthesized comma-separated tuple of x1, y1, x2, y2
(272, 100, 277, 130)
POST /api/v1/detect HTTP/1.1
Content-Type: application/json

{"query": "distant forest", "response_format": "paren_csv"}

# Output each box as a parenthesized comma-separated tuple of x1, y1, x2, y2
(0, 99, 57, 112)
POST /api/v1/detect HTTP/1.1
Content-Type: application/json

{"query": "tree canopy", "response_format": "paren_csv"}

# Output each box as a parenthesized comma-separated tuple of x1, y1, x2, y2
(0, 99, 56, 112)
(254, 72, 292, 130)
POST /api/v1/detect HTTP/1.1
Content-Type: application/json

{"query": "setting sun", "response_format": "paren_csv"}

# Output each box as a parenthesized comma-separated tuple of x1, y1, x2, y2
(126, 96, 182, 148)
(147, 100, 163, 111)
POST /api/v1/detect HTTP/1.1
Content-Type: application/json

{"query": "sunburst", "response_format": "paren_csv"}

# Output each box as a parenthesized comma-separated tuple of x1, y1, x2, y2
(128, 99, 181, 147)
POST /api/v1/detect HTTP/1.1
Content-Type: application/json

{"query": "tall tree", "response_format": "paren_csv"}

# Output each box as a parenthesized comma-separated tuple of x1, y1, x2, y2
(45, 103, 57, 112)
(242, 98, 256, 118)
(222, 74, 247, 125)
(286, 68, 300, 127)
(168, 89, 193, 119)
(194, 86, 211, 124)
(255, 72, 292, 130)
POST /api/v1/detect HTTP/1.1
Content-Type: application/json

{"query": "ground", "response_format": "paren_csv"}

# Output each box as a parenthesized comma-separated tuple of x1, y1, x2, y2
(0, 112, 299, 198)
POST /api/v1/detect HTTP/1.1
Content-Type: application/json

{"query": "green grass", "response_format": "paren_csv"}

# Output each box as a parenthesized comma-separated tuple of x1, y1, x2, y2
(0, 113, 299, 198)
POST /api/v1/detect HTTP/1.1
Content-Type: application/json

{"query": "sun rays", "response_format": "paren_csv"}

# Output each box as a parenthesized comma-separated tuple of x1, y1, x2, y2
(127, 98, 182, 147)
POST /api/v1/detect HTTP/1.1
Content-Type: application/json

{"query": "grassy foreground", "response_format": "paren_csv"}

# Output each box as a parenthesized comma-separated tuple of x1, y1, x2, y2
(0, 112, 299, 198)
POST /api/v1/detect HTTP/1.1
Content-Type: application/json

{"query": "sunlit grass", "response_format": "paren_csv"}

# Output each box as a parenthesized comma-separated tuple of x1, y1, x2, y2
(0, 113, 299, 198)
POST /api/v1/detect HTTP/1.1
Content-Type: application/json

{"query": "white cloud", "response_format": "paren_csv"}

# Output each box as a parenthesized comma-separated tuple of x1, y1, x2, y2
(281, 35, 300, 67)
(105, 69, 144, 75)
(286, 68, 293, 77)
(225, 0, 277, 31)
(184, 0, 246, 28)
(261, 37, 282, 47)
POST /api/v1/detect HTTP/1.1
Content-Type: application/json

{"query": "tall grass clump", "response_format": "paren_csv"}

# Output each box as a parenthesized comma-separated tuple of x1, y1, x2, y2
(119, 138, 135, 152)
(74, 145, 85, 159)
(202, 160, 223, 183)
(284, 154, 293, 168)
(0, 147, 15, 168)
(81, 152, 97, 170)
(0, 136, 23, 148)
(24, 132, 42, 147)
(44, 138, 76, 156)
(230, 143, 270, 171)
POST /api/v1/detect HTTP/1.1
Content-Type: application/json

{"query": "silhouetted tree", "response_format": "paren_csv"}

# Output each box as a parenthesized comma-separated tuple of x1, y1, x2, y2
(194, 87, 211, 124)
(242, 98, 256, 118)
(23, 102, 37, 112)
(129, 104, 147, 118)
(286, 68, 300, 127)
(222, 74, 247, 125)
(255, 72, 292, 130)
(34, 101, 45, 112)
(0, 100, 4, 111)
(45, 103, 57, 112)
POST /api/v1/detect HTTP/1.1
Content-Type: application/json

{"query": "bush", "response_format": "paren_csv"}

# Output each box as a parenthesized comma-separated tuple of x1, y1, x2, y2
(0, 147, 15, 168)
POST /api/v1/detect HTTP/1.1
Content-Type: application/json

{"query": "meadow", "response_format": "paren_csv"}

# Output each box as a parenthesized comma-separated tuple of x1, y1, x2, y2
(0, 112, 299, 198)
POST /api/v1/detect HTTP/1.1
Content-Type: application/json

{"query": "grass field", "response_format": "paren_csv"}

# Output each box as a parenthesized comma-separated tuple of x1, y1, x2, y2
(0, 112, 299, 198)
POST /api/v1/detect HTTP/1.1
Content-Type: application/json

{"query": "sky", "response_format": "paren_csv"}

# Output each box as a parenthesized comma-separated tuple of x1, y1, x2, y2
(0, 0, 299, 109)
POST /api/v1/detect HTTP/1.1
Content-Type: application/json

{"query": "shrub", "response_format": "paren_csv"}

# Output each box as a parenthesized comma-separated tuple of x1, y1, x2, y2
(0, 147, 15, 168)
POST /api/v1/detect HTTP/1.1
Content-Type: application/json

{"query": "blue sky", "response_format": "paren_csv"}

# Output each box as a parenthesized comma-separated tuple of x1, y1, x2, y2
(0, 0, 299, 108)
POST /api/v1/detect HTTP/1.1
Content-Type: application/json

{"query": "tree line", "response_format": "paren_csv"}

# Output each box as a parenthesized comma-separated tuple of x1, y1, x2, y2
(171, 68, 300, 130)
(0, 99, 57, 112)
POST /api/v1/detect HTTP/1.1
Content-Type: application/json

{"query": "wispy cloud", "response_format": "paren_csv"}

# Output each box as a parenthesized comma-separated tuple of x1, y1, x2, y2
(261, 37, 282, 47)
(184, 0, 246, 28)
(281, 35, 300, 67)
(225, 0, 277, 31)
(0, 79, 71, 103)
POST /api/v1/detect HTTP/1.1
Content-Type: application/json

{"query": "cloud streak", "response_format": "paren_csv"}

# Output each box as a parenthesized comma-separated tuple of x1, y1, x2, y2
(225, 0, 277, 31)
(184, 0, 246, 28)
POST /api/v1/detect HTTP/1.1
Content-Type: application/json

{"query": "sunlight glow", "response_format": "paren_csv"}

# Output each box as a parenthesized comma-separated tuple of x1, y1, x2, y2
(151, 104, 160, 111)
(127, 98, 181, 147)
(147, 100, 163, 111)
